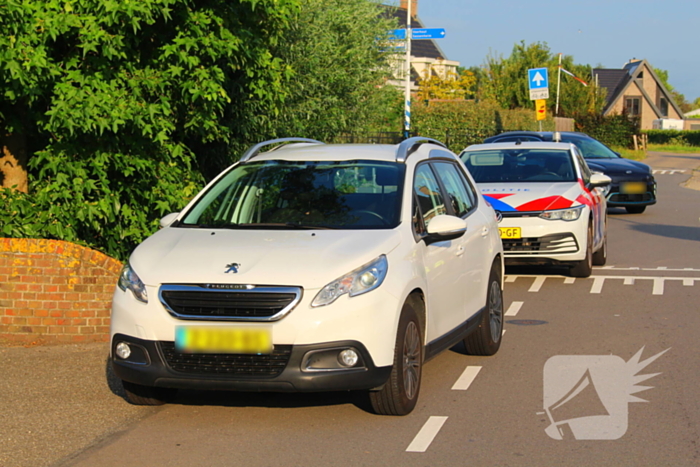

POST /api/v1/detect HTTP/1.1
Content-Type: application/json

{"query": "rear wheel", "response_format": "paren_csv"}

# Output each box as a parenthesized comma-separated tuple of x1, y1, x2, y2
(369, 297, 423, 416)
(626, 205, 646, 214)
(570, 223, 593, 278)
(122, 380, 177, 406)
(464, 262, 503, 356)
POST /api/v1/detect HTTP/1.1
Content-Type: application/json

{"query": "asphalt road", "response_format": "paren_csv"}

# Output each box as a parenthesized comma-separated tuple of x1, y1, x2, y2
(3, 151, 699, 467)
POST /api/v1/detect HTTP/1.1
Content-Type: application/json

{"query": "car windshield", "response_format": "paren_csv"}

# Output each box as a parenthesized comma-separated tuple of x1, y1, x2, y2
(179, 160, 404, 229)
(461, 149, 577, 183)
(562, 136, 620, 159)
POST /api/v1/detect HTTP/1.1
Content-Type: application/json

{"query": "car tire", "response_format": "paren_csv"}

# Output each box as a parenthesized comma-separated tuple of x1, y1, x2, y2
(122, 380, 177, 406)
(369, 296, 423, 416)
(592, 223, 607, 266)
(626, 206, 646, 214)
(464, 261, 503, 356)
(570, 223, 593, 278)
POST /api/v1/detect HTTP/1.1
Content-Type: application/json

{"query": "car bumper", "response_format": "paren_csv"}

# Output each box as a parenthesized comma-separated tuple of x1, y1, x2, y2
(606, 180, 657, 208)
(112, 334, 392, 392)
(498, 214, 588, 264)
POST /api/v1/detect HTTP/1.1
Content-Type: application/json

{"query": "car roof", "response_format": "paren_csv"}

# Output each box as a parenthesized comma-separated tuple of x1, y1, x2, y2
(463, 141, 575, 152)
(484, 131, 594, 142)
(246, 139, 457, 164)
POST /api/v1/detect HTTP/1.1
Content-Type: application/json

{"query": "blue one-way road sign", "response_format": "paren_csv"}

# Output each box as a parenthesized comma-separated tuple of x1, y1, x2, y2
(528, 68, 549, 89)
(528, 67, 549, 100)
(411, 28, 446, 40)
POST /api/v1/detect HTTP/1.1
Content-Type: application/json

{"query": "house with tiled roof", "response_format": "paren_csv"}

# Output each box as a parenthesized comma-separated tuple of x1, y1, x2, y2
(593, 59, 684, 130)
(384, 0, 460, 89)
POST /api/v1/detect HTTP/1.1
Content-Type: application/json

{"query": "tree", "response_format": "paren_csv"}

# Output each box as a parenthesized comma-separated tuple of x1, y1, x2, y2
(481, 41, 603, 116)
(416, 66, 476, 101)
(0, 0, 300, 258)
(268, 0, 400, 141)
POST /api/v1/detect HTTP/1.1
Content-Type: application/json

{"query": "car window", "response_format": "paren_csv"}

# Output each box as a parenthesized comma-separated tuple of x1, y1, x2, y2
(562, 135, 620, 159)
(490, 135, 542, 143)
(433, 162, 474, 217)
(572, 146, 591, 183)
(180, 160, 404, 229)
(460, 149, 576, 183)
(413, 164, 447, 230)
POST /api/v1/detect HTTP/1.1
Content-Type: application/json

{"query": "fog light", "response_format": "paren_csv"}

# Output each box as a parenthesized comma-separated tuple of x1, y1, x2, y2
(116, 342, 131, 359)
(338, 349, 359, 367)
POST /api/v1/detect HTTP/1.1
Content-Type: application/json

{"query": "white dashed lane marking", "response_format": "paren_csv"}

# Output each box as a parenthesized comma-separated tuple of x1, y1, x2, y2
(506, 274, 700, 296)
(653, 169, 687, 174)
(505, 301, 523, 316)
(406, 416, 448, 452)
(452, 366, 482, 391)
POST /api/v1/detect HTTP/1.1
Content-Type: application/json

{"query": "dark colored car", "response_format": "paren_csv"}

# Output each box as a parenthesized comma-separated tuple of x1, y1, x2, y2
(483, 131, 656, 214)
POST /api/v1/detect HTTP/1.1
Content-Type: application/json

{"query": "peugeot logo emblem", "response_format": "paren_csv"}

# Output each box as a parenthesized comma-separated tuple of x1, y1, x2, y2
(225, 263, 241, 273)
(626, 170, 632, 174)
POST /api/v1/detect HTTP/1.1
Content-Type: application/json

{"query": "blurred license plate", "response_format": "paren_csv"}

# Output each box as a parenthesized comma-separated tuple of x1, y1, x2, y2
(621, 182, 646, 194)
(175, 326, 272, 354)
(499, 227, 521, 239)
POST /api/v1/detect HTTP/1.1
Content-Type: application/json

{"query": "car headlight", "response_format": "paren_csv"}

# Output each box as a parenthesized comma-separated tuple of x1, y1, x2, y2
(312, 255, 388, 307)
(117, 264, 148, 303)
(539, 205, 584, 222)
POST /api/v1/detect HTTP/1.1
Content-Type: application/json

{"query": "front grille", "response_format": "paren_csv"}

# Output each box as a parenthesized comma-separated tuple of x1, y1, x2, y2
(159, 341, 292, 377)
(159, 285, 302, 321)
(503, 233, 579, 255)
(609, 192, 654, 203)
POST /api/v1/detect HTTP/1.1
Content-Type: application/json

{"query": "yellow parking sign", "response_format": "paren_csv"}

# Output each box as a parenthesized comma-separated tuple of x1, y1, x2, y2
(536, 99, 547, 121)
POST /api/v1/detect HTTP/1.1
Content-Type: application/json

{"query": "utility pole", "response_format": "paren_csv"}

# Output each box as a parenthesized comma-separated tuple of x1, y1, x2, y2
(555, 53, 562, 116)
(403, 1, 412, 140)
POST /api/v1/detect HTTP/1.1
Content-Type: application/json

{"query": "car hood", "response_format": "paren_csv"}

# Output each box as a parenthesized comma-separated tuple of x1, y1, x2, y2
(478, 182, 586, 212)
(129, 227, 401, 288)
(585, 158, 651, 175)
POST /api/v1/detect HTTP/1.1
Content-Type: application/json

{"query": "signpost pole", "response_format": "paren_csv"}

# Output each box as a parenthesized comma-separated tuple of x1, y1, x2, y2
(555, 53, 562, 116)
(403, 1, 412, 140)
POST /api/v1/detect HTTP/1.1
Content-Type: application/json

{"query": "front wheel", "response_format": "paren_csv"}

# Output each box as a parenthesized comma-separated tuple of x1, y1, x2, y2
(570, 223, 593, 278)
(369, 297, 423, 416)
(122, 380, 177, 406)
(464, 262, 503, 356)
(592, 231, 607, 266)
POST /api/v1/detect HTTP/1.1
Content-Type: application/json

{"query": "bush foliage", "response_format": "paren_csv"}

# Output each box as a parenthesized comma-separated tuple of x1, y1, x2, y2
(642, 130, 700, 147)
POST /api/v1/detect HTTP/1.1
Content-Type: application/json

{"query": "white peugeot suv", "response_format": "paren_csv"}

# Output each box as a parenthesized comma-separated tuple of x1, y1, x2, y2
(111, 137, 504, 415)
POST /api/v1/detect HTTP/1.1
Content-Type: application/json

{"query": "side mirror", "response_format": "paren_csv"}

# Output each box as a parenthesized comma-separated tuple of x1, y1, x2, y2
(589, 173, 611, 188)
(424, 215, 467, 245)
(159, 212, 180, 228)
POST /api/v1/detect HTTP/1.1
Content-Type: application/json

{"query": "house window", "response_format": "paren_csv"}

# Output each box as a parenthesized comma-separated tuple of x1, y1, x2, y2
(624, 96, 641, 116)
(659, 97, 668, 117)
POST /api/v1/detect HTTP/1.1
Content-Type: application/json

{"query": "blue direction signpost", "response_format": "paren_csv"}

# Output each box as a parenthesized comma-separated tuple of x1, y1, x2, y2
(411, 28, 446, 40)
(388, 28, 407, 41)
(528, 67, 549, 100)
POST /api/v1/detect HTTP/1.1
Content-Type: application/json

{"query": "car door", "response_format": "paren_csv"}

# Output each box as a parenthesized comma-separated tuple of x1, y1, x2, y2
(432, 160, 492, 318)
(413, 163, 466, 342)
(573, 147, 605, 246)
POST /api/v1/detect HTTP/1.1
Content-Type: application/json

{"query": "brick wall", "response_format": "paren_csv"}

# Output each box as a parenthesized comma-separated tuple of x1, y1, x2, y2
(0, 239, 122, 346)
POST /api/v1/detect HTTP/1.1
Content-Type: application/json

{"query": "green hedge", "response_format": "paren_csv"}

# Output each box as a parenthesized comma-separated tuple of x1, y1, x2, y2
(572, 113, 640, 148)
(642, 130, 700, 146)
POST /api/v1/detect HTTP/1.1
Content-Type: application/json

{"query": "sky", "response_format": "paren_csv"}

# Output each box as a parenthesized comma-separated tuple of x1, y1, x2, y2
(406, 0, 699, 103)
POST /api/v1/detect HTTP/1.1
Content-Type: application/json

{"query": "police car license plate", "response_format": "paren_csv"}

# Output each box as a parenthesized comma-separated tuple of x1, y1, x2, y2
(175, 326, 272, 354)
(499, 227, 521, 239)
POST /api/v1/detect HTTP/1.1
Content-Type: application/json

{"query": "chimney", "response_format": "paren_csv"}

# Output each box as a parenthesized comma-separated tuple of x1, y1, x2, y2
(400, 0, 417, 18)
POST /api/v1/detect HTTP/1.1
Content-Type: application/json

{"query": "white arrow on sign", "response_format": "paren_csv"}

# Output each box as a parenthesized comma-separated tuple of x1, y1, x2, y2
(532, 71, 546, 86)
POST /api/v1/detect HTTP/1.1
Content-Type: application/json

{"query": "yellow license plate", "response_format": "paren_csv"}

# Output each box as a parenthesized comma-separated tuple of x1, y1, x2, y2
(499, 227, 521, 239)
(621, 182, 646, 194)
(175, 326, 272, 354)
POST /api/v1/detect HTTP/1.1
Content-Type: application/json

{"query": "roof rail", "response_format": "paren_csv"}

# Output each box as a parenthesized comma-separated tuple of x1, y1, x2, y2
(240, 138, 325, 162)
(396, 137, 447, 163)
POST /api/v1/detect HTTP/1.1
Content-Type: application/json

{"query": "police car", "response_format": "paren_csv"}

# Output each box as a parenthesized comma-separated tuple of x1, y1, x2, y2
(460, 142, 611, 277)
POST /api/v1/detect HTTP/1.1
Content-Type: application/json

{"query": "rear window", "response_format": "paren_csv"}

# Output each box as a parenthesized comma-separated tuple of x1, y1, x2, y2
(461, 149, 576, 183)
